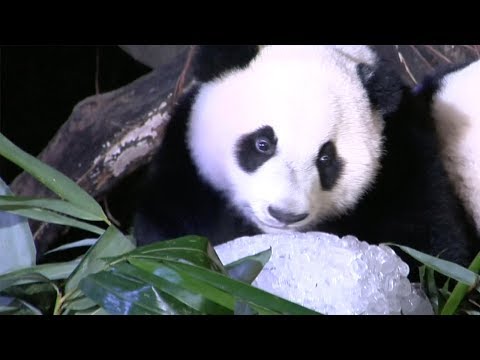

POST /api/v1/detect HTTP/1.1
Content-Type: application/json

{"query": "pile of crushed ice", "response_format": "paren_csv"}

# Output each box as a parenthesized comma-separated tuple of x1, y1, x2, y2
(214, 232, 434, 315)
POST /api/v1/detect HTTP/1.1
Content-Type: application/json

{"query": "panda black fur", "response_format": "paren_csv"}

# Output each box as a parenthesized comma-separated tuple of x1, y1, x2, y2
(134, 45, 479, 281)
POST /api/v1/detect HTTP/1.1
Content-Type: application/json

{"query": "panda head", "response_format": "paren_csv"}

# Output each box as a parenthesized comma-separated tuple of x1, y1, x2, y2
(187, 45, 403, 233)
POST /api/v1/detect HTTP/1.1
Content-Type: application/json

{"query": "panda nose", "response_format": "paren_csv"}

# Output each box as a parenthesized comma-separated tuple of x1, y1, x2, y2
(268, 206, 309, 224)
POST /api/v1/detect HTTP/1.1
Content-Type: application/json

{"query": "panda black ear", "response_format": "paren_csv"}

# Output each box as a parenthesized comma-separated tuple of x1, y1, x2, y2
(357, 61, 405, 117)
(193, 45, 260, 83)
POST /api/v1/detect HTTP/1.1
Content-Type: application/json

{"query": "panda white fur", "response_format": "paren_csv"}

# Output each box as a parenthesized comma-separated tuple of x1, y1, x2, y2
(134, 45, 479, 281)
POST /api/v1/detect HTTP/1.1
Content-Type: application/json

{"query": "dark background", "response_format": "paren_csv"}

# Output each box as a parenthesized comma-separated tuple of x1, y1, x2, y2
(0, 46, 151, 183)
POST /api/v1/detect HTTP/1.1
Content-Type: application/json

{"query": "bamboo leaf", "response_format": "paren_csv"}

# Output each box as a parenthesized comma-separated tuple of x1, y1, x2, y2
(225, 248, 271, 284)
(0, 272, 55, 293)
(0, 178, 36, 275)
(441, 251, 480, 315)
(80, 265, 205, 315)
(0, 297, 43, 315)
(0, 259, 81, 289)
(131, 258, 319, 315)
(0, 132, 107, 222)
(3, 207, 105, 235)
(44, 238, 98, 256)
(65, 225, 135, 293)
(111, 235, 225, 273)
(0, 196, 104, 221)
(389, 244, 478, 286)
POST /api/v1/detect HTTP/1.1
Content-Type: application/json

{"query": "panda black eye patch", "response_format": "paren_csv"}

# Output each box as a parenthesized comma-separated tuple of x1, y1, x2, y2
(317, 141, 344, 190)
(236, 126, 277, 173)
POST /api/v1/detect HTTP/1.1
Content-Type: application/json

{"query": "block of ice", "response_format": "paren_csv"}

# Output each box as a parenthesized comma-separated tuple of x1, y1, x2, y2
(214, 232, 434, 315)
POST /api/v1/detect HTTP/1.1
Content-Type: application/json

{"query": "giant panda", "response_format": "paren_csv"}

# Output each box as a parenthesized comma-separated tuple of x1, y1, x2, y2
(134, 45, 479, 281)
(414, 59, 480, 238)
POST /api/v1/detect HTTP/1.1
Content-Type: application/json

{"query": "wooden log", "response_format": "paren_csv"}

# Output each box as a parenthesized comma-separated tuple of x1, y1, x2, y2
(372, 45, 480, 86)
(11, 46, 195, 255)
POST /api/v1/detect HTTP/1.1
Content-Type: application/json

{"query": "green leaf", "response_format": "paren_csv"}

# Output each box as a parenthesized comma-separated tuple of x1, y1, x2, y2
(0, 132, 107, 222)
(127, 235, 213, 254)
(2, 282, 58, 315)
(112, 235, 226, 273)
(121, 261, 232, 314)
(389, 244, 479, 286)
(234, 300, 258, 315)
(80, 236, 270, 315)
(44, 238, 98, 256)
(230, 254, 285, 316)
(65, 225, 135, 293)
(0, 196, 104, 221)
(80, 264, 205, 315)
(0, 178, 36, 275)
(0, 272, 55, 293)
(131, 258, 319, 315)
(249, 304, 282, 315)
(64, 295, 98, 312)
(81, 236, 318, 315)
(0, 297, 43, 315)
(225, 248, 272, 284)
(418, 265, 426, 290)
(425, 267, 439, 314)
(72, 307, 110, 315)
(0, 259, 81, 290)
(441, 250, 480, 315)
(3, 208, 105, 236)
(122, 235, 225, 271)
(0, 305, 18, 313)
(464, 310, 480, 315)
(438, 288, 451, 301)
(442, 278, 451, 293)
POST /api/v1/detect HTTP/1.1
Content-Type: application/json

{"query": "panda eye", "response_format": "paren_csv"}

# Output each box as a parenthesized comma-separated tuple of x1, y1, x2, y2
(255, 137, 273, 154)
(316, 140, 344, 191)
(317, 141, 337, 167)
(320, 155, 330, 163)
